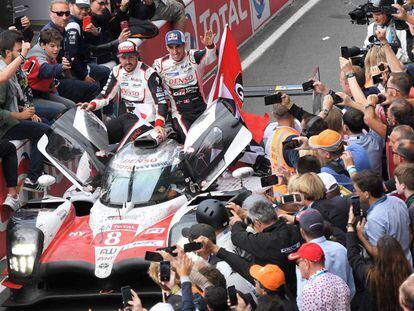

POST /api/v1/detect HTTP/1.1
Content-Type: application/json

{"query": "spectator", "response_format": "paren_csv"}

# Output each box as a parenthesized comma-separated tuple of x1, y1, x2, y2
(195, 199, 245, 257)
(65, 0, 111, 88)
(151, 0, 186, 32)
(0, 141, 21, 211)
(295, 155, 321, 175)
(400, 274, 414, 311)
(24, 28, 76, 112)
(256, 295, 295, 311)
(352, 170, 412, 261)
(81, 40, 168, 145)
(386, 125, 414, 180)
(393, 139, 414, 165)
(0, 41, 30, 83)
(203, 286, 229, 311)
(342, 107, 384, 174)
(0, 30, 51, 192)
(181, 223, 256, 296)
(227, 194, 301, 295)
(249, 264, 296, 308)
(288, 242, 351, 311)
(308, 129, 371, 190)
(394, 163, 414, 255)
(324, 107, 343, 134)
(346, 228, 412, 311)
(363, 0, 409, 63)
(42, 0, 101, 103)
(87, 0, 131, 68)
(287, 173, 349, 231)
(295, 209, 355, 298)
(153, 30, 217, 143)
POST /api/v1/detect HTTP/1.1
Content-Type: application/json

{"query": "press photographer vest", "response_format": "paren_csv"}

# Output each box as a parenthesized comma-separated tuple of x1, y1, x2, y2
(373, 21, 401, 49)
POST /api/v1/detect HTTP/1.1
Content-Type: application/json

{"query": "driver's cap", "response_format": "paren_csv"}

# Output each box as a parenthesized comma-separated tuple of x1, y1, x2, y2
(117, 41, 138, 57)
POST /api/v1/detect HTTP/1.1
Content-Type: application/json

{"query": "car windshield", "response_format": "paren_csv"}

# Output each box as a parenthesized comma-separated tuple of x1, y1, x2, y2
(100, 140, 186, 207)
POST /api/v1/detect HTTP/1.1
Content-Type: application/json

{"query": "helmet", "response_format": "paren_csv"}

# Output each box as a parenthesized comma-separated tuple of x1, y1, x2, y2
(196, 199, 229, 230)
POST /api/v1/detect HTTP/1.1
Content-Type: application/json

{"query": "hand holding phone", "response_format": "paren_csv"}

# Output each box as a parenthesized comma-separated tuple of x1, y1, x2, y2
(14, 16, 24, 30)
(183, 242, 203, 253)
(264, 93, 282, 105)
(280, 193, 302, 204)
(82, 16, 92, 32)
(260, 174, 279, 187)
(160, 261, 171, 282)
(120, 20, 129, 31)
(227, 285, 238, 306)
(144, 251, 163, 262)
(351, 195, 361, 217)
(121, 286, 133, 308)
(302, 80, 315, 92)
(341, 46, 349, 59)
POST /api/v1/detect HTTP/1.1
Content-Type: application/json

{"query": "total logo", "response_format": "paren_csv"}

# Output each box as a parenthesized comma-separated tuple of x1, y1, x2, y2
(252, 0, 265, 19)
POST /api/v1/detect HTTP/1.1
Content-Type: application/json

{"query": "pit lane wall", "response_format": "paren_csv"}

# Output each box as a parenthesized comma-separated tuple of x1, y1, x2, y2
(0, 0, 289, 258)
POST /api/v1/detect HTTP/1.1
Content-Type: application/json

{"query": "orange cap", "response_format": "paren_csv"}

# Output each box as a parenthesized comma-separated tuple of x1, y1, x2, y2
(249, 264, 285, 291)
(308, 129, 343, 152)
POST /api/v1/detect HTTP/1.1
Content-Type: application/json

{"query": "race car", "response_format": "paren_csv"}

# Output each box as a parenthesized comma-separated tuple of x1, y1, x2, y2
(2, 100, 259, 306)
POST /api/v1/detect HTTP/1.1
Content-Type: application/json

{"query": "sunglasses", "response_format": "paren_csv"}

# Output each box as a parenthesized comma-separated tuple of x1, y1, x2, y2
(51, 10, 71, 17)
(97, 1, 108, 5)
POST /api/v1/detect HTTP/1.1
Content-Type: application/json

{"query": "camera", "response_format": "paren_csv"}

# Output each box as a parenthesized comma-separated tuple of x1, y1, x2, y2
(340, 46, 368, 68)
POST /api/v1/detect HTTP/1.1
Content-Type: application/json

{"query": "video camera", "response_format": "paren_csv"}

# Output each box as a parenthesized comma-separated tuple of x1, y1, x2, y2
(348, 0, 407, 30)
(341, 46, 369, 68)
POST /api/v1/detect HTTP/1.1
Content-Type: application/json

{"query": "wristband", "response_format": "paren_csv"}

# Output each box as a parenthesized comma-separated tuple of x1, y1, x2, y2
(364, 104, 375, 110)
(347, 166, 357, 175)
(345, 72, 355, 79)
(321, 108, 330, 115)
(18, 53, 27, 62)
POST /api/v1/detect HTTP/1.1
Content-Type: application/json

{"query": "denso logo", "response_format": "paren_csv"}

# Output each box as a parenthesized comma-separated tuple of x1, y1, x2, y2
(199, 0, 248, 44)
(121, 89, 141, 97)
(168, 75, 194, 85)
(252, 0, 265, 18)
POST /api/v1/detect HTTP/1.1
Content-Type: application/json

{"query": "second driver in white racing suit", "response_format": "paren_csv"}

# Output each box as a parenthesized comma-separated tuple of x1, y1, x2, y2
(81, 40, 168, 146)
(153, 30, 217, 143)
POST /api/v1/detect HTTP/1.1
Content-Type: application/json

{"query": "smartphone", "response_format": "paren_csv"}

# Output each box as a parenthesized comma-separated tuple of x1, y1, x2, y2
(144, 251, 164, 262)
(64, 52, 72, 65)
(82, 16, 92, 31)
(282, 139, 302, 150)
(280, 193, 302, 204)
(14, 16, 24, 30)
(331, 92, 343, 105)
(378, 63, 386, 71)
(260, 174, 279, 187)
(372, 74, 383, 84)
(340, 46, 349, 59)
(302, 80, 314, 92)
(378, 93, 386, 104)
(264, 93, 282, 105)
(160, 261, 171, 282)
(156, 245, 177, 257)
(121, 286, 133, 308)
(350, 195, 361, 217)
(120, 20, 129, 31)
(227, 285, 238, 306)
(183, 242, 203, 253)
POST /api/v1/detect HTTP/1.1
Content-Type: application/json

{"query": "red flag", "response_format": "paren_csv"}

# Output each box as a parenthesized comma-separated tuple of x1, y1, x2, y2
(208, 25, 269, 144)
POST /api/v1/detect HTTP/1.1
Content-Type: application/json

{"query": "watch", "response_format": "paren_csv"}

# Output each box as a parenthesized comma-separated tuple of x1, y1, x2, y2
(321, 108, 330, 115)
(345, 72, 355, 79)
(364, 104, 375, 110)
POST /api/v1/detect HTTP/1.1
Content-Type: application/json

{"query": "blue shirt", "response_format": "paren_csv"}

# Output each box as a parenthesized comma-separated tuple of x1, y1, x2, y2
(347, 130, 385, 174)
(365, 196, 412, 263)
(296, 237, 355, 299)
(321, 144, 371, 191)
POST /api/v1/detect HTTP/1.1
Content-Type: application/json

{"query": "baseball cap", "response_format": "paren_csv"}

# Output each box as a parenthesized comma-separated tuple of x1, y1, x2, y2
(308, 129, 343, 152)
(296, 209, 324, 237)
(181, 223, 216, 242)
(69, 0, 90, 8)
(318, 172, 339, 193)
(165, 30, 185, 46)
(117, 41, 138, 57)
(249, 264, 285, 291)
(288, 242, 325, 262)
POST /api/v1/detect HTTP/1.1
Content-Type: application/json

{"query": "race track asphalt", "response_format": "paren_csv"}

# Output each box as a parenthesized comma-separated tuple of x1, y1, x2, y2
(0, 0, 368, 309)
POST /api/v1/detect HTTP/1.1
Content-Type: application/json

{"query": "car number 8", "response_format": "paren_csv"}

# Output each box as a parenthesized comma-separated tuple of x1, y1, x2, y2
(104, 232, 121, 245)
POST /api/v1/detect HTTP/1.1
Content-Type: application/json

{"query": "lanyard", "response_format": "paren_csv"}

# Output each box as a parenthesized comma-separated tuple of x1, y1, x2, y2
(309, 269, 328, 281)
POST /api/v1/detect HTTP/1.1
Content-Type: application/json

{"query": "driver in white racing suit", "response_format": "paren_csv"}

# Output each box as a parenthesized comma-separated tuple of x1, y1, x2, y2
(81, 41, 168, 146)
(153, 30, 217, 143)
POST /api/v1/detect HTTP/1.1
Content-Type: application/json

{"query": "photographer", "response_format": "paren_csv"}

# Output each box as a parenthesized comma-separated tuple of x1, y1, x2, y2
(363, 0, 410, 64)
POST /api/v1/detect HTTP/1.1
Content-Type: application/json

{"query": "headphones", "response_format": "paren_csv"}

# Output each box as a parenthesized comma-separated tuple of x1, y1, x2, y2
(301, 116, 322, 138)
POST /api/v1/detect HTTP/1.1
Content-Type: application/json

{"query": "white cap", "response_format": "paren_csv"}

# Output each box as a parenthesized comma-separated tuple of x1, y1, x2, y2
(150, 303, 174, 311)
(318, 172, 339, 193)
(71, 0, 90, 8)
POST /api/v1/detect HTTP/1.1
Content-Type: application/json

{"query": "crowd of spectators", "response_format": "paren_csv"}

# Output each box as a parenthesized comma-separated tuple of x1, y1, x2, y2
(2, 0, 414, 310)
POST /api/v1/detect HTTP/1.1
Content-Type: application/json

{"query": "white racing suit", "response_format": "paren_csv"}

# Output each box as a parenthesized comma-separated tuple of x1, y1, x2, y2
(89, 61, 168, 147)
(153, 46, 217, 143)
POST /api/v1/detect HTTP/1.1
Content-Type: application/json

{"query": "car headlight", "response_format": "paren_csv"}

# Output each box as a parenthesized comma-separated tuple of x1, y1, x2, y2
(7, 226, 44, 284)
